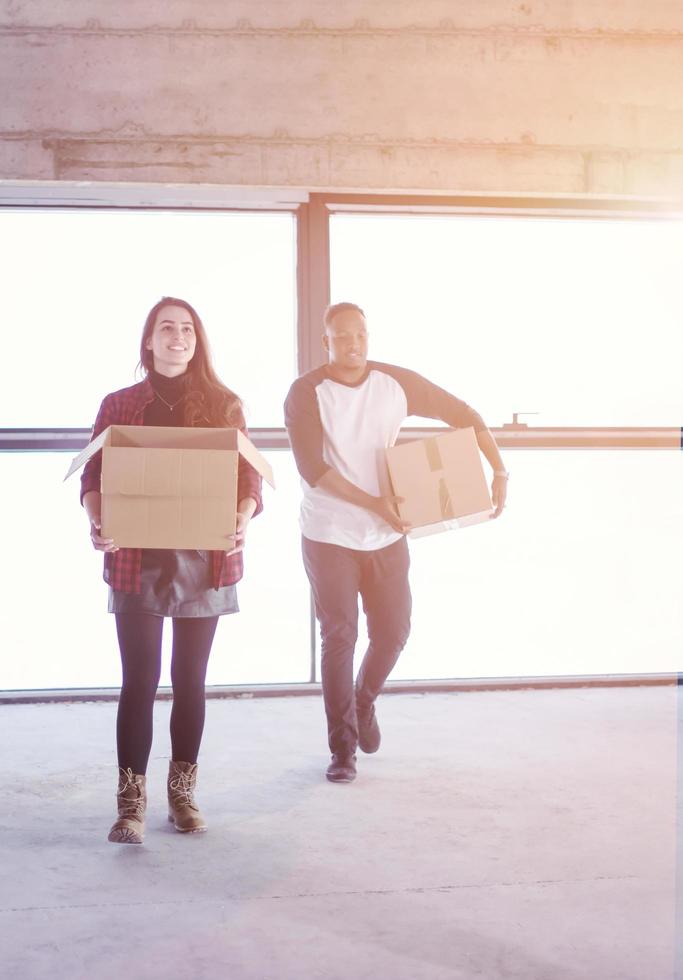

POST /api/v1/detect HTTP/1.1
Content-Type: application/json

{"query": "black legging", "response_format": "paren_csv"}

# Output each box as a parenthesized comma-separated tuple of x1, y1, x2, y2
(114, 613, 219, 774)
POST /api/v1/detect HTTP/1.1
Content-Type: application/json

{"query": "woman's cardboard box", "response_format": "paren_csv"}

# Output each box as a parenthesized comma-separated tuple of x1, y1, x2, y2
(65, 425, 274, 549)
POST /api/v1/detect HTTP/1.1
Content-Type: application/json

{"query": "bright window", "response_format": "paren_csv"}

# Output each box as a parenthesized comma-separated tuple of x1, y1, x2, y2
(328, 211, 683, 678)
(0, 209, 296, 428)
(331, 213, 683, 427)
(3, 203, 682, 690)
(311, 449, 683, 679)
(0, 205, 304, 691)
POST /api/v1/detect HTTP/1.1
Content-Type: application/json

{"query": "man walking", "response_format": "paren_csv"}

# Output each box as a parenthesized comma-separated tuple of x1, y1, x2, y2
(284, 302, 507, 782)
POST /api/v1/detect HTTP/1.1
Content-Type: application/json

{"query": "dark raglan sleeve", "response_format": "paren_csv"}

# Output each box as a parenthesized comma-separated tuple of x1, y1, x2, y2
(284, 375, 332, 487)
(379, 363, 487, 432)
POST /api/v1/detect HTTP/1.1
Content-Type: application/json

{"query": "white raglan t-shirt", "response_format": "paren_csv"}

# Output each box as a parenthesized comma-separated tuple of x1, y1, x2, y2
(284, 361, 486, 551)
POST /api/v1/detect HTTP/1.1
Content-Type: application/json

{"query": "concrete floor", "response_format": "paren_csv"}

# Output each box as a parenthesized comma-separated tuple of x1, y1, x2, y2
(0, 687, 681, 980)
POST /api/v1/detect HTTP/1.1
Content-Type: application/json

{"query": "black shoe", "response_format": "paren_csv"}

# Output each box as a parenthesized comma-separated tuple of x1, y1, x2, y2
(356, 700, 381, 754)
(326, 753, 357, 783)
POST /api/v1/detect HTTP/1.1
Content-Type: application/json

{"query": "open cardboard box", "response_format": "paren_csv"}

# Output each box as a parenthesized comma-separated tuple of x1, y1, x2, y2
(65, 425, 275, 550)
(386, 427, 493, 539)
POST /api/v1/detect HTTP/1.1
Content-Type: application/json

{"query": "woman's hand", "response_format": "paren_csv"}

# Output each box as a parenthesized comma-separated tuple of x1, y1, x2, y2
(225, 510, 250, 557)
(83, 491, 117, 552)
(89, 518, 118, 553)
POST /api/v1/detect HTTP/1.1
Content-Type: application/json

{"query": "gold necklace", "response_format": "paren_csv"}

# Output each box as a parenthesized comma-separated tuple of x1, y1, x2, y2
(154, 390, 185, 412)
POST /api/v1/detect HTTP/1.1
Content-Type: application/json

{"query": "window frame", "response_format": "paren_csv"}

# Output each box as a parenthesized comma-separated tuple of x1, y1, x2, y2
(1, 184, 681, 698)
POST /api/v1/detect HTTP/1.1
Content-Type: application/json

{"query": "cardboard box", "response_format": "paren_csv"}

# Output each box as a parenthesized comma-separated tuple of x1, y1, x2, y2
(386, 427, 493, 538)
(65, 425, 275, 550)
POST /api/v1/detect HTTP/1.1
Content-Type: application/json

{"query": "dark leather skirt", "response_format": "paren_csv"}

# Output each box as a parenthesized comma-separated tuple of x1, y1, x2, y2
(108, 549, 239, 618)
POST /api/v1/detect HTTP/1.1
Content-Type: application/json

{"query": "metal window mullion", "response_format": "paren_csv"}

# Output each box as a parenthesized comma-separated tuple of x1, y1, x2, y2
(296, 196, 332, 682)
(2, 427, 681, 452)
(296, 195, 330, 375)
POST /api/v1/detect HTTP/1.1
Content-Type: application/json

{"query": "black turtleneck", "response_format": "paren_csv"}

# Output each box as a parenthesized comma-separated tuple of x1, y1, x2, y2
(144, 369, 189, 427)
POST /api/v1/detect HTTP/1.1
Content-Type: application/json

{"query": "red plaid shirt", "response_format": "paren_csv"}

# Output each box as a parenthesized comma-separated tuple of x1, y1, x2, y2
(80, 378, 263, 593)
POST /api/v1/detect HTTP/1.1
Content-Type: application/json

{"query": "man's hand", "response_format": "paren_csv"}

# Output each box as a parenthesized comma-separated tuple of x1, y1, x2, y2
(490, 473, 508, 519)
(315, 469, 411, 533)
(372, 495, 412, 535)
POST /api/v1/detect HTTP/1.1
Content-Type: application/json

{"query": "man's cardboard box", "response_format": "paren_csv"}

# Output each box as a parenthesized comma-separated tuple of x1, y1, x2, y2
(65, 425, 275, 550)
(386, 427, 493, 538)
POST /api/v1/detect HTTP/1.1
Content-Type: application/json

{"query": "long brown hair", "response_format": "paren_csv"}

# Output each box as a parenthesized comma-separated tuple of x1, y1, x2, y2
(139, 297, 245, 428)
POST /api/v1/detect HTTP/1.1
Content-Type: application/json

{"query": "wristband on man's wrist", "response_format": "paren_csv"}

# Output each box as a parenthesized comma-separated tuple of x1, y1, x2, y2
(493, 469, 509, 479)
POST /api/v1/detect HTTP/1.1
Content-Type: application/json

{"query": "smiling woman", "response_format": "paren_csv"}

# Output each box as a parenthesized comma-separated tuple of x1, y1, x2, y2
(136, 297, 245, 430)
(79, 295, 264, 844)
(145, 304, 197, 375)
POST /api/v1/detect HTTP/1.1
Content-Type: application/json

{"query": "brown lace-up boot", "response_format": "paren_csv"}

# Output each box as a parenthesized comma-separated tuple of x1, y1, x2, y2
(108, 768, 147, 844)
(167, 760, 207, 833)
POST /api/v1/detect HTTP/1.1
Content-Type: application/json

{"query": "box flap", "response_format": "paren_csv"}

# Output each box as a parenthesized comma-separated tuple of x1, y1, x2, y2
(65, 424, 276, 492)
(236, 430, 276, 489)
(63, 426, 112, 481)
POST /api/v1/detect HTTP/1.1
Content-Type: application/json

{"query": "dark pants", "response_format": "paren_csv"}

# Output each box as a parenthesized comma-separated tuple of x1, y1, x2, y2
(114, 613, 219, 774)
(302, 535, 412, 756)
